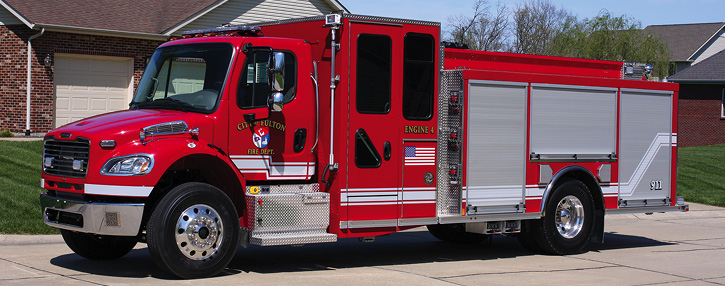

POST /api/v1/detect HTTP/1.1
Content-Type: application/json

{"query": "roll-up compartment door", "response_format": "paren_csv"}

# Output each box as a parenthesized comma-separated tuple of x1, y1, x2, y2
(619, 89, 673, 206)
(465, 80, 527, 215)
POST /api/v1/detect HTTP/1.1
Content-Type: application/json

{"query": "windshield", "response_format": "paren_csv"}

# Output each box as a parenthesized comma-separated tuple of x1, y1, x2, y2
(131, 43, 233, 112)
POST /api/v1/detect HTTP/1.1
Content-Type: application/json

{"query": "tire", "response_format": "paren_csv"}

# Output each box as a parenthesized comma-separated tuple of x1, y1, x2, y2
(147, 182, 239, 279)
(61, 230, 137, 260)
(528, 180, 594, 255)
(426, 223, 490, 244)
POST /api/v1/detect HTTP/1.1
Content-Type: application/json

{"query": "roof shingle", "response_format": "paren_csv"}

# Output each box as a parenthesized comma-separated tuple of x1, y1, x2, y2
(669, 49, 725, 82)
(644, 22, 725, 62)
(4, 0, 221, 34)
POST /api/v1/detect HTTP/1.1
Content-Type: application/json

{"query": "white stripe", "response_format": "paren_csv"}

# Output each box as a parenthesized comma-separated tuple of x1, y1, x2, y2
(342, 202, 398, 206)
(526, 187, 545, 197)
(467, 185, 523, 190)
(415, 148, 436, 150)
(404, 163, 436, 166)
(600, 185, 618, 195)
(402, 191, 436, 200)
(232, 156, 315, 180)
(85, 184, 154, 197)
(342, 187, 401, 192)
(347, 196, 398, 202)
(402, 187, 436, 190)
(405, 159, 435, 163)
(401, 201, 436, 204)
(41, 179, 45, 188)
(620, 133, 671, 195)
(345, 191, 398, 197)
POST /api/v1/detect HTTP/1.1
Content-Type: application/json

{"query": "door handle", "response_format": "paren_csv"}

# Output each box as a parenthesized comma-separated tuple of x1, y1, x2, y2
(383, 141, 391, 161)
(294, 129, 307, 153)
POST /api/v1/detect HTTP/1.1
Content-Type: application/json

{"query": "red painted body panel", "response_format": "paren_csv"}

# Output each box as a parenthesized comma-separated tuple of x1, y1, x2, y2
(445, 48, 624, 79)
(41, 14, 681, 242)
(42, 109, 225, 196)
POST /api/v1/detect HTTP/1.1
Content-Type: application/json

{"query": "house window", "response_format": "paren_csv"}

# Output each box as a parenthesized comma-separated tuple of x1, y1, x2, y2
(721, 88, 725, 118)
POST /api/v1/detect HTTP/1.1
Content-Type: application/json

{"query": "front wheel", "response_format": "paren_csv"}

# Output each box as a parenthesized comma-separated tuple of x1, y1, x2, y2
(61, 230, 137, 260)
(524, 180, 594, 254)
(147, 182, 239, 278)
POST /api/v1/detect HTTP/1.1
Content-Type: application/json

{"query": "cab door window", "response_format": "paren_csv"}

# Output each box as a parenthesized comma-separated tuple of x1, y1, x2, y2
(237, 51, 297, 109)
(403, 33, 435, 120)
(356, 34, 392, 114)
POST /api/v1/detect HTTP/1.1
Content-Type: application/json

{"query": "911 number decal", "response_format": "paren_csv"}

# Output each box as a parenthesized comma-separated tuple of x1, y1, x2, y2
(650, 180, 663, 190)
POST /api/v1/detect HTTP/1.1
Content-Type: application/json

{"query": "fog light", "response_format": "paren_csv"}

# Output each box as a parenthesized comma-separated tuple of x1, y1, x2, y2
(44, 157, 54, 168)
(72, 159, 84, 171)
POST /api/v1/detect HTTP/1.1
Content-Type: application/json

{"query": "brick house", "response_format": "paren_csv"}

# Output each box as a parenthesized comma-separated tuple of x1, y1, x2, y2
(645, 23, 725, 147)
(0, 0, 347, 135)
(668, 51, 725, 147)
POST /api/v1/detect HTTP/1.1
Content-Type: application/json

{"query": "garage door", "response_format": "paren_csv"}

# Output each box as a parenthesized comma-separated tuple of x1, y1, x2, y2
(54, 54, 133, 128)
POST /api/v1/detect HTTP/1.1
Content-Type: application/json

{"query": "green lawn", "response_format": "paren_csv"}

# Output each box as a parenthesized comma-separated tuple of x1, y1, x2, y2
(0, 140, 58, 234)
(677, 144, 725, 207)
(0, 140, 723, 234)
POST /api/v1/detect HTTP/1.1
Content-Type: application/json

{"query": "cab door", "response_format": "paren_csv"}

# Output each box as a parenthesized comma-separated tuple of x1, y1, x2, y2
(228, 39, 316, 181)
(344, 23, 403, 225)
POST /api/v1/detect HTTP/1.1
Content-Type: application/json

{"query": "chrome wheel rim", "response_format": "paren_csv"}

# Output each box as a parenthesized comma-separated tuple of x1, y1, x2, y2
(175, 204, 223, 260)
(555, 195, 584, 239)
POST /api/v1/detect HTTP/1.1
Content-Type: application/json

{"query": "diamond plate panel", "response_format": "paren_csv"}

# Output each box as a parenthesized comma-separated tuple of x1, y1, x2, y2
(437, 70, 464, 216)
(245, 184, 334, 246)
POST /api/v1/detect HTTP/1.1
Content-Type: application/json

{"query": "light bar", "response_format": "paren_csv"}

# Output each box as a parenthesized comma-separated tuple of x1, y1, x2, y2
(181, 25, 262, 37)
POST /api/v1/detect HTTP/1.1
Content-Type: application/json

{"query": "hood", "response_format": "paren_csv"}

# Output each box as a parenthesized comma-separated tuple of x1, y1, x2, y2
(47, 109, 214, 142)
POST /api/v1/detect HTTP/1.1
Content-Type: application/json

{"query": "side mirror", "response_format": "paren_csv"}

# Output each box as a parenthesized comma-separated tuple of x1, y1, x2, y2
(269, 92, 284, 112)
(268, 52, 285, 92)
(267, 52, 285, 112)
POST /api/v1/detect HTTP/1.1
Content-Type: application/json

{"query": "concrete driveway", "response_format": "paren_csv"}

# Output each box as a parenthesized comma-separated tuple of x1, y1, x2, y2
(1, 203, 724, 285)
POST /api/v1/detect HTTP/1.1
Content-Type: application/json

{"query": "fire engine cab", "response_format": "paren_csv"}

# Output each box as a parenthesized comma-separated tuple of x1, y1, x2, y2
(39, 13, 687, 278)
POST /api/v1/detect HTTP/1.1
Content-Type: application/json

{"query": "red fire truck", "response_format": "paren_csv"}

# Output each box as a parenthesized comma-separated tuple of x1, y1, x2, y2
(40, 13, 687, 278)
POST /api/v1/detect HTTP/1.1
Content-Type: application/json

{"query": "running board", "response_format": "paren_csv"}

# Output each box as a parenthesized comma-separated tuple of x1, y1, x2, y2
(251, 232, 337, 246)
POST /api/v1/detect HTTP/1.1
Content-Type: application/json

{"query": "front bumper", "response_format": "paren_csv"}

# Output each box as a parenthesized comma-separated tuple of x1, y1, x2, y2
(40, 194, 145, 236)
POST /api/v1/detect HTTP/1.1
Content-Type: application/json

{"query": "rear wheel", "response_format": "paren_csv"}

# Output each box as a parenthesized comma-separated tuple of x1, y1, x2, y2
(61, 230, 137, 260)
(523, 180, 594, 254)
(427, 224, 490, 244)
(147, 182, 239, 278)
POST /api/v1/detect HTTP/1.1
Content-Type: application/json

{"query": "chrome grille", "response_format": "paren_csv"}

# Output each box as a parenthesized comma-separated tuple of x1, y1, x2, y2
(43, 138, 90, 178)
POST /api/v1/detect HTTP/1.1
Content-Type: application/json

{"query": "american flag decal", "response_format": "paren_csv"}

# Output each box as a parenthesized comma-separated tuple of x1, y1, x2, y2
(404, 146, 436, 166)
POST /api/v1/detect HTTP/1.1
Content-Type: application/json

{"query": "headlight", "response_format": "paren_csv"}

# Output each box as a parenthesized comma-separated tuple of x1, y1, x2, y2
(101, 154, 154, 176)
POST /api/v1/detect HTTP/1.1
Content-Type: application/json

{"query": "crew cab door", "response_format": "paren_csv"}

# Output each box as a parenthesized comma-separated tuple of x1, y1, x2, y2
(344, 23, 403, 225)
(228, 39, 316, 181)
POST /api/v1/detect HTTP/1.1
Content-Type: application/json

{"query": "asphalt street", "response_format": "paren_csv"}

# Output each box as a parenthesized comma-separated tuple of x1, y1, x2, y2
(1, 203, 724, 285)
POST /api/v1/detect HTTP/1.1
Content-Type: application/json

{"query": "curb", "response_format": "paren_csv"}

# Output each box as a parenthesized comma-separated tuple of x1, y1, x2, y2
(0, 234, 64, 245)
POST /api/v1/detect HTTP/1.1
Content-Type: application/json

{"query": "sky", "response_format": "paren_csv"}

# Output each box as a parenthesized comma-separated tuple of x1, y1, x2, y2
(341, 0, 724, 29)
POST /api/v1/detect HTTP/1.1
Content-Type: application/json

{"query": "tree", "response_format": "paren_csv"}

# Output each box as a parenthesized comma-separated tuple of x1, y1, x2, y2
(444, 2, 671, 79)
(548, 10, 671, 78)
(511, 0, 572, 54)
(446, 0, 509, 51)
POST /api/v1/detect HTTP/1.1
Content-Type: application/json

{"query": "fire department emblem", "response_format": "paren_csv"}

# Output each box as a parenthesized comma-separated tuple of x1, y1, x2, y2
(253, 126, 270, 148)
